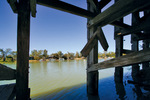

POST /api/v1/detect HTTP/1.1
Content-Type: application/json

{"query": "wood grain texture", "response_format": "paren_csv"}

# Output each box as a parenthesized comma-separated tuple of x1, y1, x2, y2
(0, 64, 16, 80)
(88, 0, 150, 27)
(16, 0, 30, 99)
(88, 48, 150, 72)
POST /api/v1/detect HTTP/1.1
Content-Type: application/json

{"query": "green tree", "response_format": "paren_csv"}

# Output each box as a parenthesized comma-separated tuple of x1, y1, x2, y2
(75, 51, 80, 58)
(57, 51, 63, 58)
(43, 49, 48, 58)
(0, 48, 12, 61)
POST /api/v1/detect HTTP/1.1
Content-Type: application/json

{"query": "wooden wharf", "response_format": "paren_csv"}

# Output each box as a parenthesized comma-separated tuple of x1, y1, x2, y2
(0, 0, 150, 99)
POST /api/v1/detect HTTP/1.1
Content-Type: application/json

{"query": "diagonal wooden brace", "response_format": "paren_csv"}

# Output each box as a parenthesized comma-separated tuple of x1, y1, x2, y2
(81, 27, 109, 57)
(7, 0, 18, 13)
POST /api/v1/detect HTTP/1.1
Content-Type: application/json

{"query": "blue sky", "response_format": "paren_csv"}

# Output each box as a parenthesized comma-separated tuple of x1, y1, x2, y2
(0, 0, 132, 55)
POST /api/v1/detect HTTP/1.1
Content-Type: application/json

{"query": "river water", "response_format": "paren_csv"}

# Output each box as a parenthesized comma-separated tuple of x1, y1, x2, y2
(1, 59, 150, 100)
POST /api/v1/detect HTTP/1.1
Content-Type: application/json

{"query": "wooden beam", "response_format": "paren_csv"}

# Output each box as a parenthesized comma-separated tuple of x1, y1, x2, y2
(117, 16, 150, 36)
(98, 0, 111, 10)
(111, 21, 130, 28)
(81, 31, 98, 57)
(81, 27, 109, 57)
(7, 0, 18, 13)
(36, 0, 96, 19)
(122, 49, 134, 54)
(88, 48, 150, 72)
(30, 0, 36, 17)
(97, 27, 109, 51)
(88, 0, 150, 27)
(16, 0, 30, 99)
(0, 84, 16, 100)
(87, 0, 99, 95)
(0, 64, 16, 80)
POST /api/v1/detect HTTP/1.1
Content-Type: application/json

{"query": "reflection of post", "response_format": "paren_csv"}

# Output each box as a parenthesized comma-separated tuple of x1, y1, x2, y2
(88, 94, 100, 100)
(87, 0, 99, 95)
(142, 10, 150, 69)
(115, 82, 126, 100)
(131, 12, 140, 81)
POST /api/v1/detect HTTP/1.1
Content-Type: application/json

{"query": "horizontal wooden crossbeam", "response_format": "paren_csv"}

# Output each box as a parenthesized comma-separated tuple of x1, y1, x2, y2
(0, 64, 16, 80)
(117, 16, 150, 36)
(36, 0, 96, 19)
(88, 0, 150, 27)
(88, 48, 150, 72)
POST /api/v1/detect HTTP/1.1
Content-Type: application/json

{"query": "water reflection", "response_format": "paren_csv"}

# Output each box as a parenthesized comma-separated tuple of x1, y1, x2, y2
(115, 82, 126, 100)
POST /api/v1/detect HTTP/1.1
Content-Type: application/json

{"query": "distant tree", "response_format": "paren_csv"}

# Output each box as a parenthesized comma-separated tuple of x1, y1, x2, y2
(75, 51, 80, 58)
(11, 51, 17, 61)
(30, 50, 43, 60)
(0, 48, 12, 61)
(57, 51, 63, 58)
(43, 49, 48, 58)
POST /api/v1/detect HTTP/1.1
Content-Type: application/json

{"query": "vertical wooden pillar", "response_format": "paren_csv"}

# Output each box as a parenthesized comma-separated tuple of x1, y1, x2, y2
(142, 10, 150, 69)
(87, 0, 99, 95)
(114, 0, 123, 83)
(131, 12, 140, 80)
(16, 0, 30, 99)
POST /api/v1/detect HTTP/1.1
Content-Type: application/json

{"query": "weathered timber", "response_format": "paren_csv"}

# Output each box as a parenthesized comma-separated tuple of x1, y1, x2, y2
(87, 0, 97, 11)
(98, 0, 111, 10)
(16, 0, 30, 99)
(87, 48, 150, 72)
(111, 21, 130, 28)
(81, 30, 98, 57)
(7, 0, 18, 13)
(131, 12, 140, 80)
(30, 0, 36, 17)
(37, 0, 96, 19)
(0, 84, 16, 100)
(117, 16, 150, 36)
(97, 27, 109, 51)
(132, 33, 150, 41)
(122, 49, 134, 54)
(0, 64, 16, 80)
(88, 0, 150, 27)
(87, 0, 99, 95)
(142, 10, 150, 69)
(81, 27, 108, 57)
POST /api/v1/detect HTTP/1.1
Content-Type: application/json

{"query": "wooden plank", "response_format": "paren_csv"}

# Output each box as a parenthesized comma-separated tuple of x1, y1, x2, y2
(0, 84, 16, 100)
(131, 12, 140, 80)
(117, 16, 150, 36)
(97, 27, 109, 51)
(122, 49, 134, 54)
(36, 0, 96, 19)
(111, 21, 130, 28)
(81, 30, 98, 57)
(16, 0, 30, 99)
(98, 0, 111, 10)
(88, 48, 150, 72)
(87, 0, 99, 95)
(88, 0, 150, 27)
(87, 0, 97, 11)
(0, 64, 16, 80)
(30, 0, 36, 17)
(7, 0, 18, 13)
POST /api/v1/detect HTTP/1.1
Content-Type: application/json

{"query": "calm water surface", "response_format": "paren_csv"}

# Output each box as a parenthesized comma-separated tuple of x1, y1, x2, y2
(1, 59, 150, 100)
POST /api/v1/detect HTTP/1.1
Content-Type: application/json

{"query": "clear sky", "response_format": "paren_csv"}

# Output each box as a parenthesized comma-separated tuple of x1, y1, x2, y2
(0, 0, 132, 55)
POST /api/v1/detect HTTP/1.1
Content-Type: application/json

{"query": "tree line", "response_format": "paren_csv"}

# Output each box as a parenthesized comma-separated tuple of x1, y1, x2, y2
(0, 48, 115, 62)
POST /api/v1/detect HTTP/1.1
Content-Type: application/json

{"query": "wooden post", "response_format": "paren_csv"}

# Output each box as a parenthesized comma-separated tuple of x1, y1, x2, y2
(142, 10, 150, 69)
(16, 0, 30, 99)
(131, 12, 140, 80)
(87, 0, 99, 95)
(114, 0, 123, 82)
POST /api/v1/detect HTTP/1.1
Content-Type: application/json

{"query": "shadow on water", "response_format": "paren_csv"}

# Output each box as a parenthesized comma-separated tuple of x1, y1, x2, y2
(32, 74, 150, 100)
